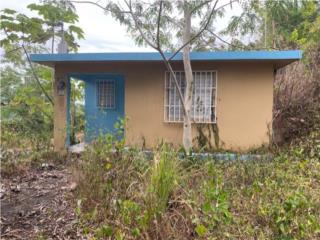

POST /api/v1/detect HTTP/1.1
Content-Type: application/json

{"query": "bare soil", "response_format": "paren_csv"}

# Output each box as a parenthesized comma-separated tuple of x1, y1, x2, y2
(1, 163, 79, 239)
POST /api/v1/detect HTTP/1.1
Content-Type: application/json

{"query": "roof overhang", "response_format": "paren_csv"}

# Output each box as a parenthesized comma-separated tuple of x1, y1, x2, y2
(30, 50, 302, 69)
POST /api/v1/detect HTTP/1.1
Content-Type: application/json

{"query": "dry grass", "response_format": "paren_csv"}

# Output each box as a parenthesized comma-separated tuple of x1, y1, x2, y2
(72, 133, 320, 240)
(273, 49, 320, 144)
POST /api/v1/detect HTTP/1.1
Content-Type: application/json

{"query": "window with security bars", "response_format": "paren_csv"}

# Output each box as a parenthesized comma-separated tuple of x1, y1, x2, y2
(164, 71, 217, 123)
(97, 80, 115, 109)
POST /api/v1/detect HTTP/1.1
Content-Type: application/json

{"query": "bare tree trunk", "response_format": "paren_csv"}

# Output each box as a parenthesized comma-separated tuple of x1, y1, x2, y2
(52, 25, 55, 54)
(182, 6, 193, 150)
(71, 83, 77, 144)
(272, 19, 276, 49)
(264, 11, 267, 49)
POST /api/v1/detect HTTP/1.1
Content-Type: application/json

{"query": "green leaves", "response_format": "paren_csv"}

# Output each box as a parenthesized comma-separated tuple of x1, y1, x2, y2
(94, 225, 113, 238)
(2, 8, 16, 15)
(195, 224, 207, 237)
(265, 191, 319, 239)
(201, 178, 232, 228)
(27, 3, 78, 24)
(0, 66, 22, 105)
(119, 199, 141, 226)
(27, 2, 84, 52)
(224, 0, 319, 50)
(1, 9, 46, 46)
(68, 25, 84, 39)
(1, 1, 84, 54)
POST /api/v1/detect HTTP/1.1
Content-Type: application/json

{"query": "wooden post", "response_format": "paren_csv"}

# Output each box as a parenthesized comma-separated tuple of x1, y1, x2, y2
(53, 73, 68, 152)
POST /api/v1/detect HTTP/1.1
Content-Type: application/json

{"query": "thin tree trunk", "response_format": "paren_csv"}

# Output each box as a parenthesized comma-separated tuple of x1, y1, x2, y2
(264, 11, 267, 49)
(52, 25, 55, 54)
(71, 83, 76, 144)
(272, 19, 276, 49)
(182, 6, 193, 150)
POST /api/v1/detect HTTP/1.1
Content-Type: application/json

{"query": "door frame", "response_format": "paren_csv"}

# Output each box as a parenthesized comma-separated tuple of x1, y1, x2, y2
(66, 72, 125, 146)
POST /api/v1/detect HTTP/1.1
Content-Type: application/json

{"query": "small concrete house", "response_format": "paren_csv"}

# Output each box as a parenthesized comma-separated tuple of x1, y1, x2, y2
(30, 51, 301, 152)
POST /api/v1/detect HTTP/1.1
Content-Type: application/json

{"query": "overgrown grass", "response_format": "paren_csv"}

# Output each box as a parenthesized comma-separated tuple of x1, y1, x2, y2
(72, 132, 320, 240)
(2, 119, 319, 239)
(0, 122, 60, 176)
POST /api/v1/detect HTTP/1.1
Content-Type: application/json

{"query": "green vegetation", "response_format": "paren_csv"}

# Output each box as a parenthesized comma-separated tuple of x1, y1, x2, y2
(0, 0, 85, 151)
(72, 130, 320, 239)
(224, 0, 320, 51)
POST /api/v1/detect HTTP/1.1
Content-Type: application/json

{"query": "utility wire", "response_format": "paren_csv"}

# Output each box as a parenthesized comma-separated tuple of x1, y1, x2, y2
(22, 44, 54, 105)
(3, 29, 54, 105)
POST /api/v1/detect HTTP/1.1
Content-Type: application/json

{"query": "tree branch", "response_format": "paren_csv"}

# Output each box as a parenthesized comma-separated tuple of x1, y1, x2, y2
(124, 0, 158, 49)
(154, 2, 186, 114)
(158, 50, 187, 115)
(1, 32, 52, 57)
(156, 0, 163, 48)
(190, 0, 211, 14)
(168, 0, 239, 61)
(77, 0, 186, 112)
(70, 0, 109, 11)
(168, 0, 219, 61)
(206, 29, 245, 49)
(70, 0, 129, 13)
(130, 1, 187, 114)
(2, 46, 22, 55)
(214, 0, 238, 12)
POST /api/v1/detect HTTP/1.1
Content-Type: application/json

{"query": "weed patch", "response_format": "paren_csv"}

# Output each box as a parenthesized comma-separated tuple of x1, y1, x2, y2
(72, 134, 320, 239)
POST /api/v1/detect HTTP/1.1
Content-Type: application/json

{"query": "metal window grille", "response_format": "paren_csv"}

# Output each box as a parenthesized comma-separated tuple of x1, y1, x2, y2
(97, 79, 115, 109)
(164, 71, 217, 123)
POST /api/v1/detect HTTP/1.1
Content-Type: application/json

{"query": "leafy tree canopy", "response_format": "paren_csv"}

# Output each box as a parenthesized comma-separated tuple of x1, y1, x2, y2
(223, 0, 320, 50)
(1, 0, 84, 61)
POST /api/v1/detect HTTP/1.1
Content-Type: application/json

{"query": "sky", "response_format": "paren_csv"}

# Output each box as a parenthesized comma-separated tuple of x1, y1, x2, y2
(0, 0, 242, 53)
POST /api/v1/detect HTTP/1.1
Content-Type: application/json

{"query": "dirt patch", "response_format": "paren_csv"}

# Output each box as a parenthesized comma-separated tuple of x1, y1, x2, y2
(1, 163, 80, 239)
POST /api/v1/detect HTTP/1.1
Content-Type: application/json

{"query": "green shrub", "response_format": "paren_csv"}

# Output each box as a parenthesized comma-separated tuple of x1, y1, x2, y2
(200, 178, 232, 228)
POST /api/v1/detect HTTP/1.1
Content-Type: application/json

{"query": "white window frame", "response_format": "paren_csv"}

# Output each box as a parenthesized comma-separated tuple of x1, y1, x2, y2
(97, 79, 116, 109)
(164, 70, 217, 124)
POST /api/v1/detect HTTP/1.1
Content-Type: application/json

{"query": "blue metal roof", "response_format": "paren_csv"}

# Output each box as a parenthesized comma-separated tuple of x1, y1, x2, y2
(30, 50, 302, 63)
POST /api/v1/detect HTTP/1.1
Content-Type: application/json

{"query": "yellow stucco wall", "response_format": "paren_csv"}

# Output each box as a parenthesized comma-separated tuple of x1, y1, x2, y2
(55, 61, 273, 151)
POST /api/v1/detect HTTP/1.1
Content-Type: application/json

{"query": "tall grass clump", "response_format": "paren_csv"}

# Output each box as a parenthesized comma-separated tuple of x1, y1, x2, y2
(147, 144, 180, 215)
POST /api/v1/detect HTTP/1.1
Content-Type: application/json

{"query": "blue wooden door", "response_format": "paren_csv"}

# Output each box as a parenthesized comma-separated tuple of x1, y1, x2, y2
(84, 74, 125, 142)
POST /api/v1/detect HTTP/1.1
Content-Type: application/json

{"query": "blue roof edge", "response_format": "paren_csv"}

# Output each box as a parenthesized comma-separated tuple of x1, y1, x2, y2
(30, 50, 302, 62)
